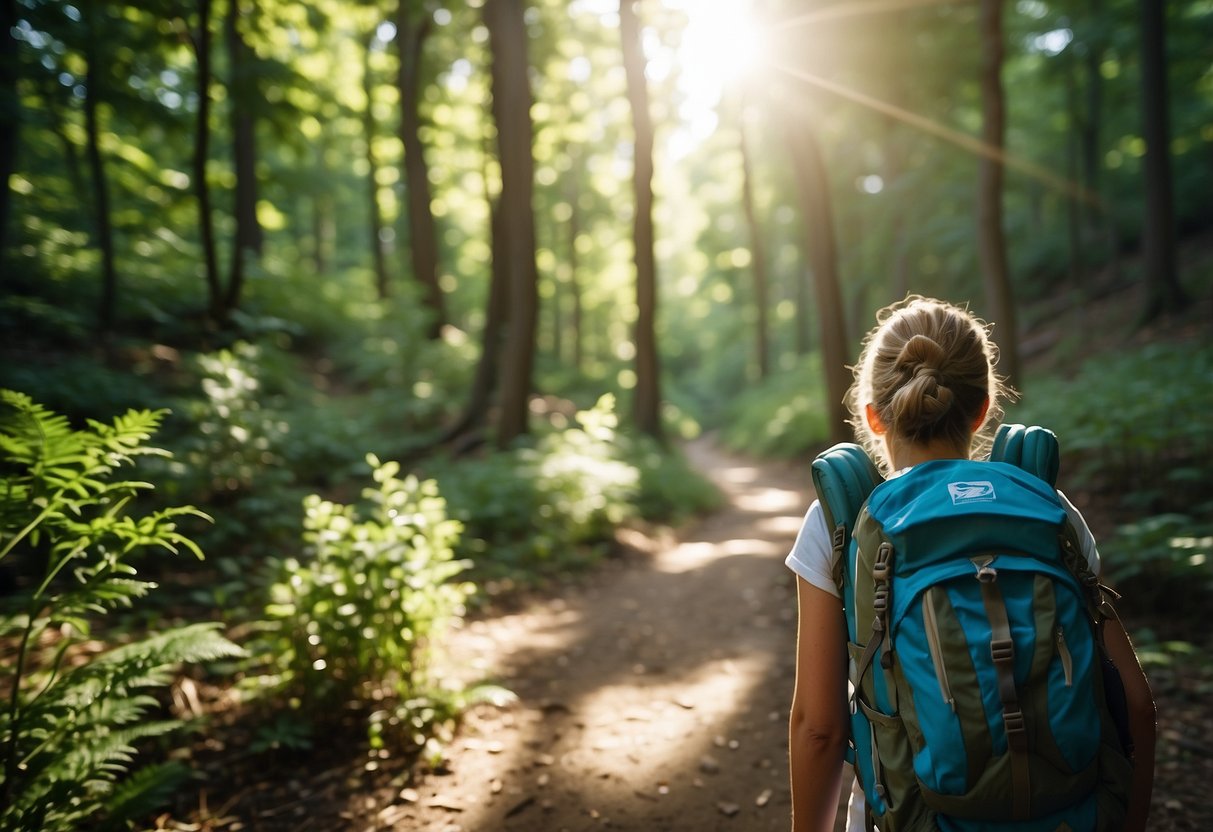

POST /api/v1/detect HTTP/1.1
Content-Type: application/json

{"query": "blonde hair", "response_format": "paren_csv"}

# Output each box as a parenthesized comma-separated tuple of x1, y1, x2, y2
(848, 296, 1011, 473)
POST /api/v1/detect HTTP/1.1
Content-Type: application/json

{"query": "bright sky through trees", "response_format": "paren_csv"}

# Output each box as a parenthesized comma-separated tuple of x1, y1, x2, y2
(566, 0, 765, 158)
(663, 0, 766, 158)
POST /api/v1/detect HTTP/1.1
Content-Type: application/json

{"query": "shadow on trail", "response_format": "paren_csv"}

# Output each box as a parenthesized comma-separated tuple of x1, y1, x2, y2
(404, 439, 844, 831)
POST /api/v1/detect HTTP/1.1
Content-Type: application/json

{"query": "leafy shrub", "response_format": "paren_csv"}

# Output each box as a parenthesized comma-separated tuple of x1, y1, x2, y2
(435, 395, 641, 577)
(156, 342, 306, 562)
(0, 391, 243, 832)
(0, 354, 163, 426)
(621, 434, 723, 525)
(1012, 342, 1213, 617)
(169, 342, 292, 496)
(1099, 514, 1213, 613)
(719, 355, 831, 459)
(529, 395, 640, 540)
(263, 456, 473, 709)
(1011, 341, 1213, 511)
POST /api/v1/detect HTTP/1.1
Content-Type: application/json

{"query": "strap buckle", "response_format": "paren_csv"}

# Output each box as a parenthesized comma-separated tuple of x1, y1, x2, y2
(1003, 709, 1028, 751)
(990, 638, 1015, 665)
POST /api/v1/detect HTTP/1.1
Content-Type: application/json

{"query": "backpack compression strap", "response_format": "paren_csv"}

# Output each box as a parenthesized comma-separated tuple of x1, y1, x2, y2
(810, 443, 882, 592)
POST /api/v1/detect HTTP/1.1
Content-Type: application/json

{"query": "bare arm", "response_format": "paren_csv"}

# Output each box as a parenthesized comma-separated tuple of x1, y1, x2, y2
(789, 577, 850, 832)
(1103, 616, 1156, 832)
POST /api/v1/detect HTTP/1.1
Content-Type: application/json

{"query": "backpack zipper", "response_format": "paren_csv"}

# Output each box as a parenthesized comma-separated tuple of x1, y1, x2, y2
(922, 589, 956, 712)
(1055, 626, 1074, 687)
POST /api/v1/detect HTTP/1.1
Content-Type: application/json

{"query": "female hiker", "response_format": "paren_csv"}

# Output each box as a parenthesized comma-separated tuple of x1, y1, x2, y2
(785, 296, 1155, 832)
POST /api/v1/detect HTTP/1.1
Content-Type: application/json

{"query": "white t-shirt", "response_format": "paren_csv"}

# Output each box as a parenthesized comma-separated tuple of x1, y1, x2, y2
(785, 480, 1101, 832)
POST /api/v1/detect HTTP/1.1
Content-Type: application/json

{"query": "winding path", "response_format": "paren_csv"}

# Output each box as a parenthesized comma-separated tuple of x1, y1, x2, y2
(396, 438, 835, 831)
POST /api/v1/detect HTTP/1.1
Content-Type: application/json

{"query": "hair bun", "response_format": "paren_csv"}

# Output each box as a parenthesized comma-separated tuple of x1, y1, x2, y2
(894, 334, 947, 374)
(889, 334, 956, 434)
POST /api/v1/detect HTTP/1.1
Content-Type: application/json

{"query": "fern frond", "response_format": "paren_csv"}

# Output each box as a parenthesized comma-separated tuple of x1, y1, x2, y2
(96, 760, 192, 831)
(97, 622, 247, 670)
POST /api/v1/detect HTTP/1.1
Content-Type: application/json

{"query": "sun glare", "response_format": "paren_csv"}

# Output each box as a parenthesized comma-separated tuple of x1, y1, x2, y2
(666, 0, 767, 157)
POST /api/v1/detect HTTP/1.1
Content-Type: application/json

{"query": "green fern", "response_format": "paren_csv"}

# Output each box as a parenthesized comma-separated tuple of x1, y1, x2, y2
(0, 390, 244, 832)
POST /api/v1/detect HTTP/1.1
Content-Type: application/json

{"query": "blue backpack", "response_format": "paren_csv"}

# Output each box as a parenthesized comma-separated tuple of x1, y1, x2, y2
(810, 425, 1134, 831)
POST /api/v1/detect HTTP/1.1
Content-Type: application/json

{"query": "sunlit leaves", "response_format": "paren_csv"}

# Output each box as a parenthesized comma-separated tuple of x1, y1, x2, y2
(262, 454, 472, 709)
(0, 393, 242, 832)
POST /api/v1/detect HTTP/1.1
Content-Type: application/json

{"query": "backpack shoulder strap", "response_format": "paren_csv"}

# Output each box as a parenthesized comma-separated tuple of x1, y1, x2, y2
(990, 423, 1060, 487)
(811, 443, 883, 590)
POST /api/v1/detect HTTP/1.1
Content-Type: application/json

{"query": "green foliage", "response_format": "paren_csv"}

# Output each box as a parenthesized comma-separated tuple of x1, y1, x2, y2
(172, 342, 292, 497)
(435, 395, 641, 576)
(718, 355, 831, 459)
(1099, 515, 1213, 612)
(0, 391, 244, 832)
(1011, 341, 1213, 510)
(621, 435, 723, 525)
(263, 455, 472, 708)
(1012, 341, 1213, 615)
(0, 354, 164, 435)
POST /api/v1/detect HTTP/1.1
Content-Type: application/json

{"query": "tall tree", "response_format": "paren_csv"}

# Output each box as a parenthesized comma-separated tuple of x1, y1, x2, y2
(565, 159, 585, 375)
(1138, 0, 1186, 320)
(738, 101, 770, 381)
(785, 118, 850, 445)
(396, 0, 447, 339)
(83, 6, 117, 335)
(976, 0, 1019, 387)
(484, 0, 539, 448)
(190, 0, 224, 326)
(0, 0, 17, 261)
(619, 0, 662, 441)
(225, 0, 261, 312)
(364, 31, 390, 299)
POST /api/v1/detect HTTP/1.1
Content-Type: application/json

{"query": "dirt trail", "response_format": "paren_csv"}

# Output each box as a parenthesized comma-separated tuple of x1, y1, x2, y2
(174, 436, 1207, 832)
(395, 438, 821, 832)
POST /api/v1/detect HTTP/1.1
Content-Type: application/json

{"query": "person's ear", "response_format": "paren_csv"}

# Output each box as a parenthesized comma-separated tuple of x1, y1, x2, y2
(865, 403, 887, 435)
(972, 396, 991, 431)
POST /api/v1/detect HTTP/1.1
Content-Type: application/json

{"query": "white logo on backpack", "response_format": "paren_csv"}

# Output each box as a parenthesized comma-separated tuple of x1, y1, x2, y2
(948, 481, 996, 504)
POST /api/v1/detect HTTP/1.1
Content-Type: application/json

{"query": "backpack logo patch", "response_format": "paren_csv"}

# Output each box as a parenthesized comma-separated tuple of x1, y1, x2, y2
(948, 481, 996, 504)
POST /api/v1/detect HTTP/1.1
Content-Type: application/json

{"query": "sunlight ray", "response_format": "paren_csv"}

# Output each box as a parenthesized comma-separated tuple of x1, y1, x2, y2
(773, 64, 1103, 208)
(779, 0, 975, 30)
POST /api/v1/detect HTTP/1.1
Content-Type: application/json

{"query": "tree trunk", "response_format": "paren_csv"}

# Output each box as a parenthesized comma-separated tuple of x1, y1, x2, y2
(311, 194, 327, 274)
(441, 196, 509, 446)
(785, 120, 850, 445)
(550, 223, 564, 364)
(881, 86, 911, 303)
(0, 0, 18, 261)
(619, 0, 663, 441)
(1064, 47, 1087, 295)
(192, 0, 223, 326)
(1086, 0, 1120, 286)
(397, 1, 447, 339)
(794, 265, 811, 355)
(364, 33, 390, 299)
(39, 76, 84, 200)
(484, 0, 539, 449)
(1138, 0, 1185, 320)
(567, 166, 584, 375)
(84, 13, 117, 336)
(738, 106, 770, 380)
(225, 0, 260, 314)
(976, 0, 1020, 387)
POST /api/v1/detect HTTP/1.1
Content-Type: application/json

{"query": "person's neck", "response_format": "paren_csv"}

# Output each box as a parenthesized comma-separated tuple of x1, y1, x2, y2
(886, 437, 971, 472)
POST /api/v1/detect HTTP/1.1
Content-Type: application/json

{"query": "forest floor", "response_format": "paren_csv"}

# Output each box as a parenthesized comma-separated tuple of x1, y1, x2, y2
(158, 262, 1213, 832)
(163, 432, 1213, 832)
